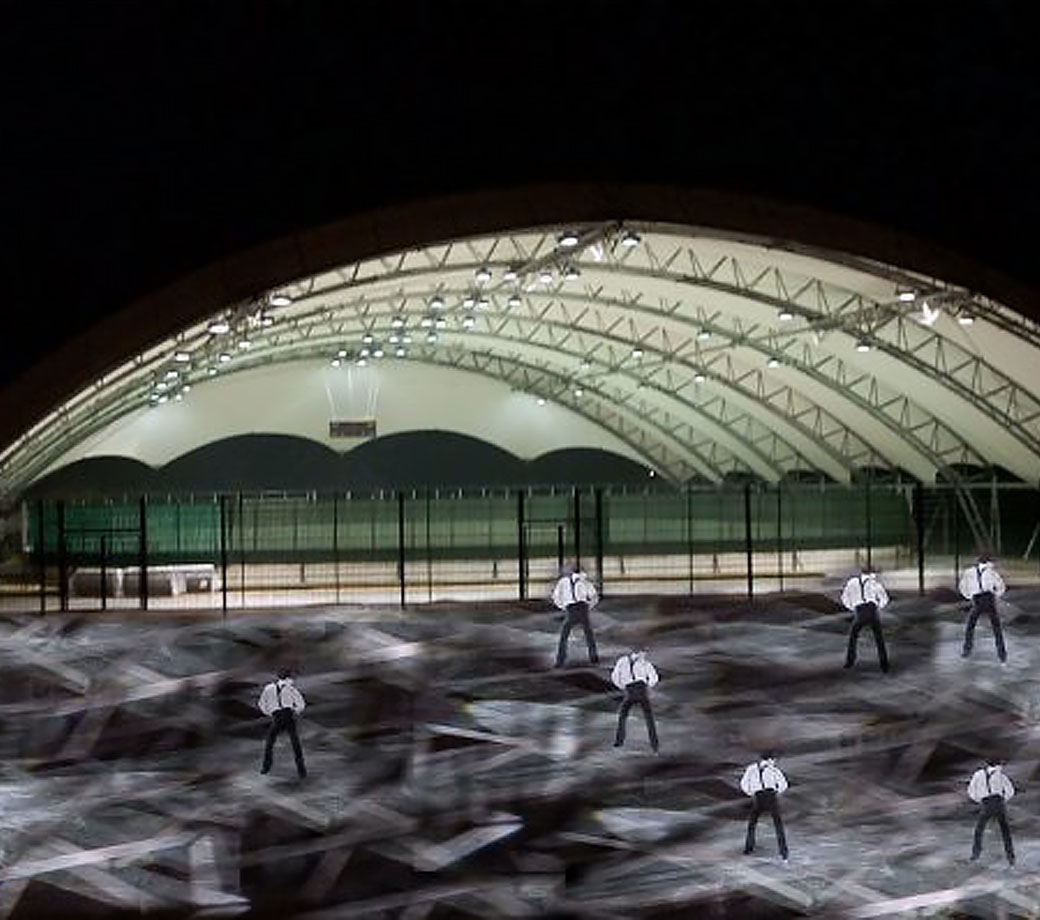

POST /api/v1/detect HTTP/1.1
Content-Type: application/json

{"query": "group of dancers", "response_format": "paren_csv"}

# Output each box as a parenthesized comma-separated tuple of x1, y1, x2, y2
(549, 554, 1017, 864)
(253, 554, 1018, 866)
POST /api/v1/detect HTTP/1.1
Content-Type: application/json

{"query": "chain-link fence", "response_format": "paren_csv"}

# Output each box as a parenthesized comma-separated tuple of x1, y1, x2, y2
(5, 481, 1039, 613)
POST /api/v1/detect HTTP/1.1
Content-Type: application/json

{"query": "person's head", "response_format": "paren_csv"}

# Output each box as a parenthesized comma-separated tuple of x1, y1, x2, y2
(761, 750, 775, 762)
(860, 565, 876, 578)
(633, 647, 648, 660)
(277, 666, 292, 680)
(986, 756, 1001, 767)
(977, 553, 993, 565)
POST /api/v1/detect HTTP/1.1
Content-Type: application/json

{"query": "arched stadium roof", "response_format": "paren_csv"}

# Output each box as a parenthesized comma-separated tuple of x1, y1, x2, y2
(3, 205, 1040, 510)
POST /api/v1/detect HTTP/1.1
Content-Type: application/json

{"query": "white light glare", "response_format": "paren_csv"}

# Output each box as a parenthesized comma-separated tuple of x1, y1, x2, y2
(697, 330, 711, 341)
(620, 229, 641, 248)
(475, 266, 492, 284)
(337, 348, 348, 357)
(395, 347, 406, 357)
(182, 384, 191, 393)
(269, 293, 292, 306)
(426, 332, 438, 343)
(174, 351, 191, 362)
(218, 353, 232, 363)
(537, 397, 546, 406)
(958, 313, 975, 326)
(373, 348, 384, 358)
(564, 265, 581, 280)
(356, 358, 367, 367)
(693, 373, 706, 383)
(208, 321, 230, 335)
(392, 316, 405, 328)
(574, 388, 583, 397)
(558, 230, 579, 248)
(856, 341, 871, 353)
(778, 310, 794, 321)
(164, 370, 179, 380)
(767, 357, 780, 368)
(429, 296, 445, 310)
(538, 269, 554, 284)
(503, 267, 519, 282)
(898, 290, 916, 302)
(362, 333, 374, 344)
(462, 315, 475, 328)
(331, 358, 341, 367)
(238, 340, 251, 349)
(507, 294, 522, 308)
(631, 348, 644, 358)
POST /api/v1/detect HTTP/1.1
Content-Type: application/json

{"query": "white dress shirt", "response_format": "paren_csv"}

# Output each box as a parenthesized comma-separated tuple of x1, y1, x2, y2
(841, 574, 889, 612)
(959, 562, 1006, 600)
(740, 759, 789, 796)
(552, 572, 598, 610)
(610, 652, 659, 689)
(258, 678, 307, 716)
(968, 765, 1015, 802)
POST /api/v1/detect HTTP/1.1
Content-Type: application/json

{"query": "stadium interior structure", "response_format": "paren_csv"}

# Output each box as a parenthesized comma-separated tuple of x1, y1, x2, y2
(2, 213, 1040, 610)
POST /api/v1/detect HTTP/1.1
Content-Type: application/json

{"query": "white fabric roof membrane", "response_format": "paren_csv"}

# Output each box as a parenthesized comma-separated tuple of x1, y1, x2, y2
(4, 221, 1040, 498)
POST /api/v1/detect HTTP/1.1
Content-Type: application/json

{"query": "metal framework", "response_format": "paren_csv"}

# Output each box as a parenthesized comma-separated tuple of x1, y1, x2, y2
(2, 223, 1039, 530)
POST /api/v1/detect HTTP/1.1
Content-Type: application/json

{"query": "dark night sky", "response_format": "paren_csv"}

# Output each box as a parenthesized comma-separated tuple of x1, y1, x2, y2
(2, 1, 1039, 400)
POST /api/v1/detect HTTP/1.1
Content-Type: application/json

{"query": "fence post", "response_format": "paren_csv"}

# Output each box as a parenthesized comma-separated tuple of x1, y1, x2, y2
(952, 487, 960, 587)
(138, 496, 148, 611)
(37, 500, 46, 614)
(100, 535, 108, 612)
(743, 483, 754, 601)
(573, 488, 582, 570)
(914, 482, 925, 595)
(333, 493, 340, 605)
(686, 486, 694, 595)
(238, 493, 245, 609)
(556, 525, 564, 572)
(57, 500, 67, 612)
(594, 487, 604, 596)
(397, 491, 406, 608)
(777, 484, 784, 593)
(219, 495, 228, 619)
(864, 473, 873, 572)
(517, 489, 527, 601)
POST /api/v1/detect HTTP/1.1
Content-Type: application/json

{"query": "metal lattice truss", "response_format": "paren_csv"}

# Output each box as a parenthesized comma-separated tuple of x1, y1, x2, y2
(3, 222, 1040, 502)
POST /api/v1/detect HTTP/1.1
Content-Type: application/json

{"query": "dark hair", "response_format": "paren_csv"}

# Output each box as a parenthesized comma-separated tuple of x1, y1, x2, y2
(277, 666, 292, 680)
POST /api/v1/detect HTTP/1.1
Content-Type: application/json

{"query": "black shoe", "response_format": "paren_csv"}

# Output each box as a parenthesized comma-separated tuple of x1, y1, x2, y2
(970, 853, 979, 862)
(260, 767, 270, 775)
(590, 657, 600, 665)
(613, 740, 623, 748)
(843, 661, 854, 669)
(743, 848, 753, 856)
(962, 649, 972, 658)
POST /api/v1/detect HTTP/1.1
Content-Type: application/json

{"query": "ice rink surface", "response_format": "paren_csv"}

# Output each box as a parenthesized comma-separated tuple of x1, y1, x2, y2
(1, 586, 1040, 918)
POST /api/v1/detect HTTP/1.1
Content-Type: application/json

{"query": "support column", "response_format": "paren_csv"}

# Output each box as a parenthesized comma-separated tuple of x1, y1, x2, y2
(743, 483, 753, 601)
(517, 490, 527, 601)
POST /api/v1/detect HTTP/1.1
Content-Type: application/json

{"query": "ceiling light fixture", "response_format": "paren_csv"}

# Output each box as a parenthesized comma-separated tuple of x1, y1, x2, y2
(507, 294, 522, 308)
(337, 348, 347, 357)
(856, 341, 871, 352)
(564, 265, 581, 280)
(475, 266, 492, 284)
(391, 316, 405, 328)
(208, 321, 230, 335)
(462, 315, 475, 328)
(620, 229, 641, 248)
(429, 296, 445, 310)
(897, 290, 916, 302)
(395, 347, 406, 357)
(538, 269, 554, 284)
(174, 351, 191, 362)
(632, 348, 644, 358)
(694, 372, 706, 383)
(330, 358, 341, 367)
(958, 313, 975, 326)
(558, 230, 579, 248)
(767, 357, 780, 368)
(503, 267, 519, 282)
(778, 310, 794, 321)
(269, 293, 292, 307)
(362, 333, 374, 344)
(697, 330, 711, 341)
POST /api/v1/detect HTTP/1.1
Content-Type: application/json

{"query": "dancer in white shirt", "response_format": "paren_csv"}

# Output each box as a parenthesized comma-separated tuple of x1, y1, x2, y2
(960, 555, 1008, 662)
(967, 759, 1015, 865)
(552, 565, 600, 667)
(841, 567, 891, 672)
(740, 753, 790, 860)
(610, 648, 659, 752)
(258, 667, 308, 779)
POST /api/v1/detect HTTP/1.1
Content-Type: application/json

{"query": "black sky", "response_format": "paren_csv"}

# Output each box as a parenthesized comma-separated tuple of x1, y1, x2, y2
(2, 1, 1039, 398)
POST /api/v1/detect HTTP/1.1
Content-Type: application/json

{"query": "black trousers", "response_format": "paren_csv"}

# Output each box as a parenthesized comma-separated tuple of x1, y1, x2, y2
(963, 592, 1006, 661)
(745, 789, 788, 858)
(614, 681, 658, 751)
(845, 602, 889, 672)
(261, 708, 307, 777)
(555, 602, 598, 666)
(972, 794, 1014, 862)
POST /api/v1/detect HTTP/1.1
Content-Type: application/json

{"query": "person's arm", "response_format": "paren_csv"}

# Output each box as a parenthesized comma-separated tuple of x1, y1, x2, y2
(292, 687, 306, 713)
(551, 579, 565, 610)
(610, 659, 625, 689)
(258, 685, 274, 716)
(876, 582, 890, 609)
(585, 579, 599, 608)
(1002, 775, 1015, 800)
(643, 661, 659, 687)
(958, 570, 973, 599)
(992, 570, 1007, 596)
(967, 771, 983, 802)
(739, 765, 755, 796)
(840, 580, 853, 610)
(773, 768, 789, 793)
